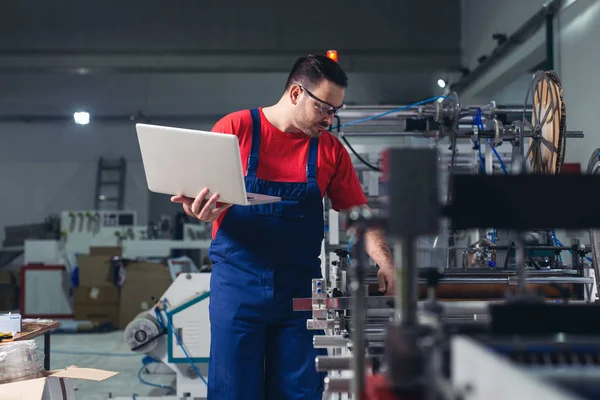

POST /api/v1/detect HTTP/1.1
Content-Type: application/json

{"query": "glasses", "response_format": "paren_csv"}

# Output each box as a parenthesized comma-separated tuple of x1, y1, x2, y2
(299, 85, 343, 115)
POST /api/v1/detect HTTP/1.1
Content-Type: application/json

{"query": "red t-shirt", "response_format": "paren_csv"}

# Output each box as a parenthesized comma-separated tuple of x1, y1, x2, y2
(210, 107, 367, 238)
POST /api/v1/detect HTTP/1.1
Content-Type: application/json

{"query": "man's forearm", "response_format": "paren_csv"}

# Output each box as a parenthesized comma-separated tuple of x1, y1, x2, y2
(364, 227, 395, 270)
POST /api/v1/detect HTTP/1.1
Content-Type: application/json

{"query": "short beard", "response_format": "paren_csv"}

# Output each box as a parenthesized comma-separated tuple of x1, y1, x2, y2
(294, 111, 324, 138)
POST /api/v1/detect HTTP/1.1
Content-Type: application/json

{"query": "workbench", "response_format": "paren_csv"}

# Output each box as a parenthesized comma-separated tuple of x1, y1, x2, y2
(0, 319, 60, 370)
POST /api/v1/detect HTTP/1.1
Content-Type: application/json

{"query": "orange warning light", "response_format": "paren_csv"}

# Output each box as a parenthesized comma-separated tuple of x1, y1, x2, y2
(326, 50, 338, 63)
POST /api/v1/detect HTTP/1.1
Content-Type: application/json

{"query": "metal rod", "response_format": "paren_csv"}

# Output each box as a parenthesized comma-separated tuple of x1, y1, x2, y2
(313, 336, 348, 348)
(450, 245, 590, 251)
(546, 5, 555, 70)
(340, 131, 430, 137)
(394, 241, 403, 323)
(342, 105, 407, 110)
(351, 224, 368, 399)
(401, 237, 418, 327)
(324, 377, 352, 393)
(516, 233, 526, 292)
(337, 109, 431, 120)
(316, 356, 354, 371)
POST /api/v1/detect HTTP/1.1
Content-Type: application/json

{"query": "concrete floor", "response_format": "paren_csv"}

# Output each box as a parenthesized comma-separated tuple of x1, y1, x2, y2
(34, 331, 175, 400)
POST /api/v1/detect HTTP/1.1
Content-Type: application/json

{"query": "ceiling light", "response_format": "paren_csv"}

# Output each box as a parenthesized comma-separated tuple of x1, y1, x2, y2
(437, 79, 446, 88)
(73, 111, 90, 125)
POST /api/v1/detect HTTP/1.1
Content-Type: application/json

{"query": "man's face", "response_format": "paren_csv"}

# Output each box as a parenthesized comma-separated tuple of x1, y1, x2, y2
(292, 81, 345, 138)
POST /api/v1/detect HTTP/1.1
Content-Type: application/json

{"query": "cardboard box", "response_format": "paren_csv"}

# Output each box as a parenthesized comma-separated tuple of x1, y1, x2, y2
(73, 285, 120, 327)
(73, 304, 120, 327)
(76, 255, 115, 287)
(74, 286, 119, 304)
(0, 366, 118, 400)
(89, 246, 122, 258)
(119, 262, 172, 328)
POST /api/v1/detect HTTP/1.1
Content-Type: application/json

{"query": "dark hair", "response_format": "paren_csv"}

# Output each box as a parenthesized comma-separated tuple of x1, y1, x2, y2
(284, 55, 348, 91)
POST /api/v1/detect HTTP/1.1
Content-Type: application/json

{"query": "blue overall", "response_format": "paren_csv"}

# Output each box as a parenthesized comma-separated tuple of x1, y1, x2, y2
(207, 108, 325, 399)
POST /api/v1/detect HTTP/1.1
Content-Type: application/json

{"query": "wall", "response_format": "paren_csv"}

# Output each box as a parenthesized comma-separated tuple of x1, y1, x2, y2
(0, 123, 151, 244)
(556, 0, 600, 167)
(459, 0, 550, 103)
(460, 0, 548, 72)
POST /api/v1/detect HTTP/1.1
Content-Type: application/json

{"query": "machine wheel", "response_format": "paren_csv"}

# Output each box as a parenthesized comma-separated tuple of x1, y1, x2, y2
(522, 70, 566, 174)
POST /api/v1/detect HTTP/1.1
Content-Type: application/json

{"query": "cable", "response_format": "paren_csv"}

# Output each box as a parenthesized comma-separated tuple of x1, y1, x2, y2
(333, 96, 452, 130)
(340, 135, 381, 172)
(331, 95, 455, 172)
(490, 145, 508, 174)
(347, 235, 354, 264)
(475, 108, 508, 175)
(138, 364, 175, 392)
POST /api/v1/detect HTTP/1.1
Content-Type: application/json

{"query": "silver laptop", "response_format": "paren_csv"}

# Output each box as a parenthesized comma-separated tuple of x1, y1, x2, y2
(135, 123, 281, 206)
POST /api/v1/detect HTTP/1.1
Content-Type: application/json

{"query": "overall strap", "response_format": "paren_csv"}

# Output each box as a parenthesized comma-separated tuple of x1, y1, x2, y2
(247, 108, 261, 177)
(306, 137, 319, 183)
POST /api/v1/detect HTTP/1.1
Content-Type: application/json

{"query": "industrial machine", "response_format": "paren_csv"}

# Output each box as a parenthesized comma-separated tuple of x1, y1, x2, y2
(322, 71, 594, 303)
(101, 69, 600, 399)
(294, 70, 600, 399)
(295, 148, 600, 400)
(121, 272, 211, 400)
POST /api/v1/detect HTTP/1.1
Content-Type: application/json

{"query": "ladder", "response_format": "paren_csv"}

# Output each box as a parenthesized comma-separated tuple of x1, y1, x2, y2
(94, 157, 127, 210)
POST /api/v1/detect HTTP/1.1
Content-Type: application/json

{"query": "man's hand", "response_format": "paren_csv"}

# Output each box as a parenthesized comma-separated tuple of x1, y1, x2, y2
(171, 188, 232, 222)
(377, 265, 395, 295)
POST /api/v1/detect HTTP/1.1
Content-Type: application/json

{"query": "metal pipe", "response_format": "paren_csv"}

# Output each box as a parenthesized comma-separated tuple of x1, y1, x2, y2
(313, 336, 348, 348)
(546, 4, 555, 70)
(508, 276, 593, 285)
(340, 131, 429, 137)
(342, 105, 407, 110)
(516, 234, 526, 293)
(495, 107, 534, 114)
(401, 237, 418, 328)
(324, 377, 352, 393)
(351, 223, 368, 399)
(337, 109, 428, 120)
(316, 356, 354, 371)
(393, 241, 403, 323)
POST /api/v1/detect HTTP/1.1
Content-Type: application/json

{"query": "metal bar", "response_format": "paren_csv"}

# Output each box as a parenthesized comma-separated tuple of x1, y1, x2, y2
(340, 132, 429, 137)
(316, 356, 354, 371)
(294, 286, 593, 311)
(393, 242, 403, 323)
(589, 229, 600, 299)
(351, 226, 368, 399)
(337, 109, 431, 120)
(313, 336, 348, 348)
(401, 238, 418, 327)
(507, 276, 593, 285)
(324, 377, 352, 393)
(450, 245, 589, 251)
(546, 6, 555, 70)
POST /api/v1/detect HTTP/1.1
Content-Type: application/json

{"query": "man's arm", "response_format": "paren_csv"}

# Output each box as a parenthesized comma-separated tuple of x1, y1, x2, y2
(326, 138, 396, 294)
(342, 204, 396, 294)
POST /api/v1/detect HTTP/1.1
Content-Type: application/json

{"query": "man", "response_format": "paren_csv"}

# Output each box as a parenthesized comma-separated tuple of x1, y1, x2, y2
(171, 54, 396, 400)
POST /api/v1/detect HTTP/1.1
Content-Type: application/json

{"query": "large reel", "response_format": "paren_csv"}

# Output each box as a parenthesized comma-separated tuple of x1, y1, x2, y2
(522, 70, 566, 174)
